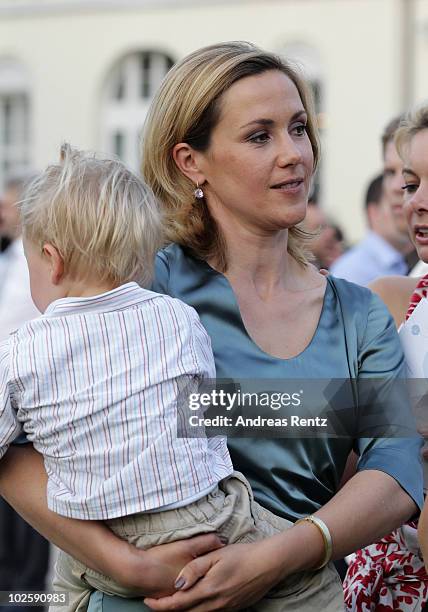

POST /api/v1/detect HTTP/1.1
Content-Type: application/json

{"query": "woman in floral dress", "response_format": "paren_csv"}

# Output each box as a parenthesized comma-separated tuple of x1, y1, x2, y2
(344, 104, 428, 612)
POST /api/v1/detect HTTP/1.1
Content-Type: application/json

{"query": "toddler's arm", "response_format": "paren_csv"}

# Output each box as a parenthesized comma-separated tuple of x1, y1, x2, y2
(0, 340, 22, 458)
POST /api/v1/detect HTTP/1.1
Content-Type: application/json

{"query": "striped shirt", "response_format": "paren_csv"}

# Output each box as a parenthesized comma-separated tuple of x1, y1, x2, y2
(0, 283, 232, 520)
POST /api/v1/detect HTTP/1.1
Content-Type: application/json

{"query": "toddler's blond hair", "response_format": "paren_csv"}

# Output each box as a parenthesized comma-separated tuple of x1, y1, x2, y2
(20, 144, 163, 286)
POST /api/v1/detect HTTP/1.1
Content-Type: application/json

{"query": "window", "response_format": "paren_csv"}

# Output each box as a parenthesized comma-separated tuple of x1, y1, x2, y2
(0, 59, 31, 190)
(101, 50, 174, 170)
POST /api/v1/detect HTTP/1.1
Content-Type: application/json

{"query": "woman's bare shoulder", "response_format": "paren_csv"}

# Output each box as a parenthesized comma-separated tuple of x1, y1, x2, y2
(368, 275, 418, 328)
(369, 275, 418, 300)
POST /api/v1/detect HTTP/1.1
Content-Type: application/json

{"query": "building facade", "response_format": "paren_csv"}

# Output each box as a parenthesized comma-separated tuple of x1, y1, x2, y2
(0, 0, 427, 241)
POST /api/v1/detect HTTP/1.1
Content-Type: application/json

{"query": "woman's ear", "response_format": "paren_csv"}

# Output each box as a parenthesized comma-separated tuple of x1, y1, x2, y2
(42, 243, 65, 285)
(173, 143, 206, 186)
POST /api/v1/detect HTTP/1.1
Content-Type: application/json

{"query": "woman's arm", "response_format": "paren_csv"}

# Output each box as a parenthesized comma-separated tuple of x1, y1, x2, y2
(144, 469, 416, 611)
(0, 445, 225, 596)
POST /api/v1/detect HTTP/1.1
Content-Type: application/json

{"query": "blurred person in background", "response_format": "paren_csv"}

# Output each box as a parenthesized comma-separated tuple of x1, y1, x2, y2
(0, 176, 49, 612)
(0, 177, 41, 339)
(304, 199, 345, 270)
(332, 116, 416, 285)
(331, 173, 410, 285)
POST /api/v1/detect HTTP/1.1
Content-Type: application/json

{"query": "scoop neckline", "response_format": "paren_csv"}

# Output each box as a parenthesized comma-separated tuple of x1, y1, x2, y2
(199, 258, 332, 363)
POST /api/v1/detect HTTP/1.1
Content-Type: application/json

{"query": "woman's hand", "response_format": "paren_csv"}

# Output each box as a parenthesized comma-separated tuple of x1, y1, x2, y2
(144, 537, 289, 611)
(114, 534, 227, 597)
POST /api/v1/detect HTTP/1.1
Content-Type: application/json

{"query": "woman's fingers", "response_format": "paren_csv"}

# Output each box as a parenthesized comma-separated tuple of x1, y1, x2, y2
(144, 541, 275, 611)
(175, 555, 216, 590)
(144, 553, 224, 610)
(182, 533, 226, 559)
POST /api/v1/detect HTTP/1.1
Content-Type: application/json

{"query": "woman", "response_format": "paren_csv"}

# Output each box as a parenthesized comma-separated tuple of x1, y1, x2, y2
(344, 105, 428, 611)
(0, 42, 423, 612)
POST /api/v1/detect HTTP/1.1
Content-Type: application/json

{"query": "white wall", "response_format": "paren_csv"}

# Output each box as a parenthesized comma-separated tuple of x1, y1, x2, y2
(414, 0, 428, 106)
(0, 0, 414, 242)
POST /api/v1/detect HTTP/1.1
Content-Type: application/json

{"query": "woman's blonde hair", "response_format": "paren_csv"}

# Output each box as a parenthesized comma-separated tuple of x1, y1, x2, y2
(142, 41, 320, 271)
(395, 104, 428, 159)
(20, 144, 163, 286)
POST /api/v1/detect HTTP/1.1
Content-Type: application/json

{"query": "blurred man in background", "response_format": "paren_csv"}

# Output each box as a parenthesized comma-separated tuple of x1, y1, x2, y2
(331, 116, 414, 285)
(330, 173, 409, 284)
(0, 176, 49, 612)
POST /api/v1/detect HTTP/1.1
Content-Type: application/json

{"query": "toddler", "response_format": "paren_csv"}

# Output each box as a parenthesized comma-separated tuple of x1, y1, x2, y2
(0, 146, 316, 611)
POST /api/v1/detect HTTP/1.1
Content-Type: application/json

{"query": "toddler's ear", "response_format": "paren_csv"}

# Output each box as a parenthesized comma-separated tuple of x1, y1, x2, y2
(42, 243, 64, 285)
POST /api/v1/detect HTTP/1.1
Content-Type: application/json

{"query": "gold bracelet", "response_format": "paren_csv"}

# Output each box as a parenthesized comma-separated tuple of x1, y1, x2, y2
(294, 515, 332, 570)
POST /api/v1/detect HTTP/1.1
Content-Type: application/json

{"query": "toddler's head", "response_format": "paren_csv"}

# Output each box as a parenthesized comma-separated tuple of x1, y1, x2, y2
(19, 145, 163, 312)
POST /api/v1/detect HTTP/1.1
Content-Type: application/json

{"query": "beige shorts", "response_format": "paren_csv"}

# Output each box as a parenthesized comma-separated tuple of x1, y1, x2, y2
(52, 472, 343, 612)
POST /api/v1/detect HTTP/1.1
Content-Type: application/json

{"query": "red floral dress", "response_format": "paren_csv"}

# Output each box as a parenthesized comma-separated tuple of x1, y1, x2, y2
(343, 276, 428, 612)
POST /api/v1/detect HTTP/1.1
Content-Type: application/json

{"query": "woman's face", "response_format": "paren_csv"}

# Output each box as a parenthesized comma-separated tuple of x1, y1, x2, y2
(194, 70, 314, 236)
(402, 128, 428, 262)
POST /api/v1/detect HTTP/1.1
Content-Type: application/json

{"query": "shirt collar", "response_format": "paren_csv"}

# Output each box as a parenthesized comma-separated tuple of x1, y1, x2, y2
(364, 231, 406, 270)
(43, 282, 156, 318)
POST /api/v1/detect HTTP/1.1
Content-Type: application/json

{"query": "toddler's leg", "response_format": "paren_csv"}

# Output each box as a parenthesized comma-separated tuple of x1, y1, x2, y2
(50, 492, 228, 612)
(50, 551, 92, 612)
(51, 549, 141, 612)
